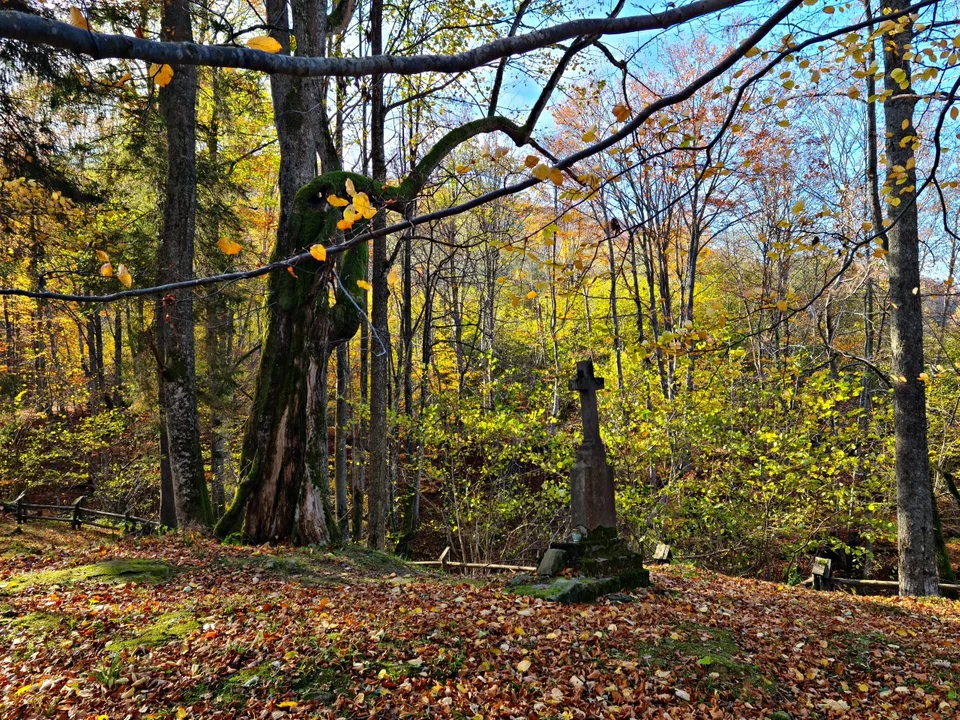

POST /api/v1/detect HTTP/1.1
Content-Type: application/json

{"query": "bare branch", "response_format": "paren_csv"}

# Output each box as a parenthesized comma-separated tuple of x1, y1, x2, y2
(0, 0, 748, 77)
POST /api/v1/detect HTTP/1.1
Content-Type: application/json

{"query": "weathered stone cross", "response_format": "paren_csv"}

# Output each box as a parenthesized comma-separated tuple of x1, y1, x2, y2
(568, 359, 617, 531)
(569, 359, 604, 448)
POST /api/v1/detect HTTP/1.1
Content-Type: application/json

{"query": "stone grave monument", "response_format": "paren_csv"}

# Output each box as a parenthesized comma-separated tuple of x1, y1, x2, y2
(511, 360, 648, 602)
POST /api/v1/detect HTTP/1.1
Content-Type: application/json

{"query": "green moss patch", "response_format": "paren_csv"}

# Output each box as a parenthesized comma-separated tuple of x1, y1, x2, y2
(509, 569, 650, 603)
(0, 558, 177, 593)
(222, 543, 419, 587)
(636, 623, 773, 698)
(106, 611, 199, 651)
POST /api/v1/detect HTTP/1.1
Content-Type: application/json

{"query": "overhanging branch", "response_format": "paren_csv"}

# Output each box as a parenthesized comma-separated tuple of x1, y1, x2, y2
(1, 0, 747, 77)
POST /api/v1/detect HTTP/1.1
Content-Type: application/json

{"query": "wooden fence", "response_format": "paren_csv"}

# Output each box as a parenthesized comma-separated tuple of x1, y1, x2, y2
(408, 546, 536, 573)
(1, 493, 157, 534)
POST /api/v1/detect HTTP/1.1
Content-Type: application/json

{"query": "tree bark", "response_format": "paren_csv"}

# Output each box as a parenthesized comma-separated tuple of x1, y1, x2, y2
(367, 0, 390, 550)
(335, 342, 350, 537)
(881, 0, 939, 596)
(213, 0, 363, 545)
(156, 0, 212, 529)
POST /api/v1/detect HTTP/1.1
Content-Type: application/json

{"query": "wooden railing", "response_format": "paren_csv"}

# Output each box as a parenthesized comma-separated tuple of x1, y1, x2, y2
(408, 546, 536, 573)
(1, 493, 157, 534)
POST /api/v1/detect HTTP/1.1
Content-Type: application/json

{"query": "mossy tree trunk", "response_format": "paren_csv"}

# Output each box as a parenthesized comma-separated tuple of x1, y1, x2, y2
(216, 174, 371, 544)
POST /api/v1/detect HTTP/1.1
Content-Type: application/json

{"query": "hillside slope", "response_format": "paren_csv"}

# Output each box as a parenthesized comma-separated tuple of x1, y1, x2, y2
(1, 519, 959, 719)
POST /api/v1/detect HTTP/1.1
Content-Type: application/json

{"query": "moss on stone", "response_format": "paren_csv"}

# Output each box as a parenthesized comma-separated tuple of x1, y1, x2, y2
(509, 568, 650, 604)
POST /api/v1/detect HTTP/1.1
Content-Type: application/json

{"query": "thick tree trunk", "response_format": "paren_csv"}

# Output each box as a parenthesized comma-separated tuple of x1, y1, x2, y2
(367, 0, 390, 550)
(215, 172, 370, 543)
(214, 0, 363, 545)
(881, 0, 939, 597)
(156, 0, 212, 529)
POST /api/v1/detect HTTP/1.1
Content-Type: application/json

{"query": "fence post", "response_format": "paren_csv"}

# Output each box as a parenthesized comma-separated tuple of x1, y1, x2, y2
(439, 546, 451, 573)
(14, 491, 25, 527)
(123, 510, 132, 534)
(72, 495, 85, 530)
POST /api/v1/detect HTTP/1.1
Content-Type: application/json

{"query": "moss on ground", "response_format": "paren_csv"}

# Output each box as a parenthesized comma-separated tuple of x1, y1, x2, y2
(2, 610, 64, 634)
(0, 558, 177, 594)
(635, 622, 773, 698)
(106, 611, 199, 651)
(220, 542, 420, 586)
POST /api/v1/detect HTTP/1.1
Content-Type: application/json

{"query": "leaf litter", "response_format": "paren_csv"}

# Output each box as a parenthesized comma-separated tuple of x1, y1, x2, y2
(2, 522, 960, 718)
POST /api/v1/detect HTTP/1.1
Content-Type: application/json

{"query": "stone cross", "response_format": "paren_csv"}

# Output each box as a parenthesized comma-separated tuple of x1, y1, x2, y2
(568, 359, 617, 531)
(569, 360, 604, 448)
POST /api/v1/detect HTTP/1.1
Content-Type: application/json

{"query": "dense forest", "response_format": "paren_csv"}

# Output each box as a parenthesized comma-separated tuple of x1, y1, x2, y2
(2, 0, 960, 598)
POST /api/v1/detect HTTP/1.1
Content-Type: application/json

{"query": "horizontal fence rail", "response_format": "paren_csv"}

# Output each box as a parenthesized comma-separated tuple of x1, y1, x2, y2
(408, 546, 536, 573)
(1, 493, 157, 533)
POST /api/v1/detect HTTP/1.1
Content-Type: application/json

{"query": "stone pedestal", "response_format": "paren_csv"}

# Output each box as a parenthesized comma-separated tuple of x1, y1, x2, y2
(570, 447, 617, 532)
(549, 526, 645, 578)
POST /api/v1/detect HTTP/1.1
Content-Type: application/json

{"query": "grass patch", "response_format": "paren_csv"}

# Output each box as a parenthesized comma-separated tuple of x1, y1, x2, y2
(0, 558, 177, 593)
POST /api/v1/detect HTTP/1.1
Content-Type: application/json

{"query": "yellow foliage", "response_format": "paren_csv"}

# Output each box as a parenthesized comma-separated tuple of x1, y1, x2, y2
(246, 36, 283, 53)
(217, 238, 242, 255)
(149, 64, 175, 87)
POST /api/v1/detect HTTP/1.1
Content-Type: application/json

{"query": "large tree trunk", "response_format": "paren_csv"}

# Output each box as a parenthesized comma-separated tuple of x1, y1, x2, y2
(367, 0, 390, 550)
(881, 0, 939, 597)
(159, 421, 178, 528)
(214, 0, 361, 545)
(214, 172, 370, 543)
(155, 0, 212, 529)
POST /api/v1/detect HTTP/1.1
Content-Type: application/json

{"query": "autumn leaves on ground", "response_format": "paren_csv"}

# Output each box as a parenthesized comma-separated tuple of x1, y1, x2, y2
(1, 522, 958, 720)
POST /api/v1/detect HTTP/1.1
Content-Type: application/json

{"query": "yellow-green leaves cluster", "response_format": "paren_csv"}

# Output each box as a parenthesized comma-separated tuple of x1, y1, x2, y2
(329, 179, 377, 231)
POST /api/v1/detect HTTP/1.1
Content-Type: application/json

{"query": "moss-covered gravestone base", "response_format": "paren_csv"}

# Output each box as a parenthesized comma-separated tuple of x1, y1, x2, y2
(508, 568, 650, 604)
(508, 527, 650, 604)
(549, 525, 646, 577)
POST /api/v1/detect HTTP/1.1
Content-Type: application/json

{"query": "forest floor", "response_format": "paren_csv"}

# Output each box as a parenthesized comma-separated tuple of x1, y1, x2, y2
(1, 520, 959, 719)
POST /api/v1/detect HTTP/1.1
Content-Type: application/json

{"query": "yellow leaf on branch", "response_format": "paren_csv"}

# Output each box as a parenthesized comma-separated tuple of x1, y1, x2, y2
(531, 163, 551, 181)
(524, 155, 540, 168)
(612, 104, 631, 122)
(69, 7, 91, 30)
(310, 244, 327, 262)
(96, 249, 110, 262)
(117, 264, 133, 288)
(149, 64, 175, 87)
(246, 36, 283, 53)
(217, 238, 242, 255)
(99, 262, 113, 277)
(357, 279, 372, 291)
(327, 194, 350, 207)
